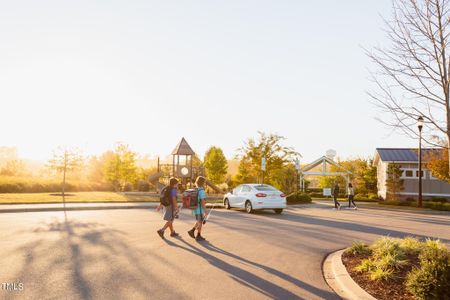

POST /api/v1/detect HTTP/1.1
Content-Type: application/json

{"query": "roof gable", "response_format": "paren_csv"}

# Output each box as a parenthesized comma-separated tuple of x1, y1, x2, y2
(171, 137, 196, 155)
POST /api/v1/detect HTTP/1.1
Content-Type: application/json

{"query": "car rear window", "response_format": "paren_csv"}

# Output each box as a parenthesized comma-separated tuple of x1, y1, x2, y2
(254, 185, 277, 192)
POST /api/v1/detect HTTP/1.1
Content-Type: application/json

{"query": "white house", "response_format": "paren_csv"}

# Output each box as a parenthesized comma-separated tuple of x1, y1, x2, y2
(374, 148, 450, 200)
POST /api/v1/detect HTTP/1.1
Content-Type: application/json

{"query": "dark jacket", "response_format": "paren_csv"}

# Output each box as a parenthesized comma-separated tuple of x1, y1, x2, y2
(333, 185, 340, 197)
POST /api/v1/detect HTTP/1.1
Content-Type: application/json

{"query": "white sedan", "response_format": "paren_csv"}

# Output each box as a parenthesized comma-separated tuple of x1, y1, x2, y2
(223, 184, 287, 214)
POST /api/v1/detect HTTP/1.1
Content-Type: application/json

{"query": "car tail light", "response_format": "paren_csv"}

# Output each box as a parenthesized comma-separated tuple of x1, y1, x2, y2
(255, 193, 267, 197)
(280, 193, 286, 197)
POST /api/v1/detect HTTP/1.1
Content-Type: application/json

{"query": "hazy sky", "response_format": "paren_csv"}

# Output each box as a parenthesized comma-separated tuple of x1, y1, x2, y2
(0, 0, 416, 163)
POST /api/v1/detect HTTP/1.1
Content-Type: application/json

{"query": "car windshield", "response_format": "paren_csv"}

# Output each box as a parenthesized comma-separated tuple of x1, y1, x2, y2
(254, 185, 277, 192)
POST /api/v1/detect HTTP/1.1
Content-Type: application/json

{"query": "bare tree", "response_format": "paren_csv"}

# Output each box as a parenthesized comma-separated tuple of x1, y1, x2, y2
(48, 147, 84, 204)
(367, 0, 450, 171)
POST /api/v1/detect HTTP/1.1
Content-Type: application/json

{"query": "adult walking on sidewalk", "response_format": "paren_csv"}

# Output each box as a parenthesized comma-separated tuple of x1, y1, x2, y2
(333, 182, 341, 210)
(187, 176, 207, 241)
(156, 177, 180, 238)
(347, 183, 357, 209)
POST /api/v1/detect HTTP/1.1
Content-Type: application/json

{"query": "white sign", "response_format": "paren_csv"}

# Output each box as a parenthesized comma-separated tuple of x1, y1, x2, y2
(261, 157, 266, 171)
(323, 188, 332, 197)
(295, 158, 300, 171)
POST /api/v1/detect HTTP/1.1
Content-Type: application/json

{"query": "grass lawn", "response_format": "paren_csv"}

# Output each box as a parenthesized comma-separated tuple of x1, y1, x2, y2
(0, 192, 160, 204)
(0, 192, 224, 205)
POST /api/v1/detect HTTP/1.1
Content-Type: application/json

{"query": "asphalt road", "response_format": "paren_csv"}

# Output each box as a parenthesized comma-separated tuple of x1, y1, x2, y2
(1, 202, 449, 300)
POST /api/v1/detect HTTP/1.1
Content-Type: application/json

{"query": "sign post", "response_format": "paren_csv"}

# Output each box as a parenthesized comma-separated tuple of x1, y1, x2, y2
(261, 156, 266, 184)
(295, 158, 300, 193)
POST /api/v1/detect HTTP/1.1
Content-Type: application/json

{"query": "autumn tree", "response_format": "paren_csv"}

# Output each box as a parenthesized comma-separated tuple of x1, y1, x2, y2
(204, 146, 228, 184)
(0, 159, 25, 176)
(426, 148, 450, 181)
(48, 147, 84, 202)
(367, 0, 450, 173)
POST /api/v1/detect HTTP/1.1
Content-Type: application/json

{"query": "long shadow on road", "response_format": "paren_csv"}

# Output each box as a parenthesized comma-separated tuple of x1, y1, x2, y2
(162, 237, 338, 300)
(210, 209, 450, 246)
(10, 212, 184, 300)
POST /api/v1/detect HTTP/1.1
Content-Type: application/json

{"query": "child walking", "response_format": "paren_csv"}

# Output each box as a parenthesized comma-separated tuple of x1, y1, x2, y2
(187, 176, 207, 241)
(348, 183, 357, 209)
(333, 182, 341, 210)
(156, 177, 180, 238)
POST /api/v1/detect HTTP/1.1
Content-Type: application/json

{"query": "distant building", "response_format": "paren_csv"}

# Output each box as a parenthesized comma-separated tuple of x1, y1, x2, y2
(374, 148, 450, 200)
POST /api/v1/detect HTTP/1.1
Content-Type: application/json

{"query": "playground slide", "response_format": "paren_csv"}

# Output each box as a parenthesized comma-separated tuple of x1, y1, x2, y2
(205, 179, 225, 194)
(148, 172, 165, 191)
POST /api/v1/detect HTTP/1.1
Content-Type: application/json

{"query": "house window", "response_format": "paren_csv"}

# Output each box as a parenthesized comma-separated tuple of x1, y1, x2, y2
(405, 170, 414, 177)
(416, 170, 424, 178)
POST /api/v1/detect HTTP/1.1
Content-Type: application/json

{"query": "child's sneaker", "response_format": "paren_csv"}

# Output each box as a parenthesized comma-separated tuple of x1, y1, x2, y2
(170, 232, 179, 237)
(188, 229, 196, 239)
(157, 229, 165, 239)
(195, 235, 206, 241)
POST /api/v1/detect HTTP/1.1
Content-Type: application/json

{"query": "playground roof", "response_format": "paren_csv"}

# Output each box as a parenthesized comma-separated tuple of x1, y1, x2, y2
(171, 137, 196, 155)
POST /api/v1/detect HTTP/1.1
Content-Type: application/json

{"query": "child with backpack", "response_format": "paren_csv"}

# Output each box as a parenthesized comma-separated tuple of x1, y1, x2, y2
(156, 177, 180, 238)
(187, 176, 207, 241)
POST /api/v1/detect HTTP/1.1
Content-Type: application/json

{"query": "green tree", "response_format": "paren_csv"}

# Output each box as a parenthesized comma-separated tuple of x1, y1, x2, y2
(48, 147, 84, 202)
(236, 132, 299, 191)
(204, 146, 228, 184)
(385, 163, 404, 201)
(103, 143, 138, 191)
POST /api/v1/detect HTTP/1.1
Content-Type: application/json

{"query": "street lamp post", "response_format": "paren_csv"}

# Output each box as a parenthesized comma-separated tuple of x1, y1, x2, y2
(417, 116, 424, 208)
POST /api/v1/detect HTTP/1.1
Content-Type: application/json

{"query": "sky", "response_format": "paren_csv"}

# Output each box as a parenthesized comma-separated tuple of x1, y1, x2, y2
(0, 0, 418, 163)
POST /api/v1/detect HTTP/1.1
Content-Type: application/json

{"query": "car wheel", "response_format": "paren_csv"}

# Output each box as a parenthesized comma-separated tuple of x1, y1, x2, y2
(245, 201, 253, 214)
(224, 199, 231, 209)
(274, 209, 283, 214)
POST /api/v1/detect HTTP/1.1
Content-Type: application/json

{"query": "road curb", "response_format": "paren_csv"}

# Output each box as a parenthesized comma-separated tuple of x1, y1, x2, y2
(0, 203, 224, 214)
(323, 249, 376, 300)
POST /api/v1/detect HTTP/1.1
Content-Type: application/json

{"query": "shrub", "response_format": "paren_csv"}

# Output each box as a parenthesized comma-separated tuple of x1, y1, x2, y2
(399, 237, 423, 255)
(287, 192, 312, 204)
(307, 192, 324, 198)
(424, 201, 450, 211)
(346, 241, 371, 255)
(123, 182, 133, 192)
(406, 245, 450, 300)
(375, 252, 408, 271)
(370, 267, 394, 281)
(355, 193, 368, 200)
(428, 197, 449, 203)
(137, 180, 150, 192)
(368, 193, 378, 200)
(370, 237, 404, 259)
(354, 258, 375, 273)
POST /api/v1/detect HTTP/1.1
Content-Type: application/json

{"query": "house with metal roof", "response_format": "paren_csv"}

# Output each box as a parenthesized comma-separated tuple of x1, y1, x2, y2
(374, 148, 450, 200)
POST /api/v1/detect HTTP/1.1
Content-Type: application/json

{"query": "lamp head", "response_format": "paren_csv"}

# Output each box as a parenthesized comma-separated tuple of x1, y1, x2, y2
(417, 116, 424, 131)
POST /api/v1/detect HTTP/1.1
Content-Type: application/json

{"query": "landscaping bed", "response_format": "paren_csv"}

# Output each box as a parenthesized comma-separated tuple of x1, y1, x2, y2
(342, 237, 450, 300)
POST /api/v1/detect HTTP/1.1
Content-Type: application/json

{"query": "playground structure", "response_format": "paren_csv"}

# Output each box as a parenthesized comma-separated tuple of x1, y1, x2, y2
(148, 138, 224, 194)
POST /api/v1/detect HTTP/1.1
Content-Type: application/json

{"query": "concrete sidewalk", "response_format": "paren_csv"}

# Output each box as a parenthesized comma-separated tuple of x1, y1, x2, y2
(0, 202, 223, 213)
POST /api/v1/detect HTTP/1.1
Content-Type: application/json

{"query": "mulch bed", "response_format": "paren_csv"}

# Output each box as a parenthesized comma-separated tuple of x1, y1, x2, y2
(342, 251, 419, 300)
